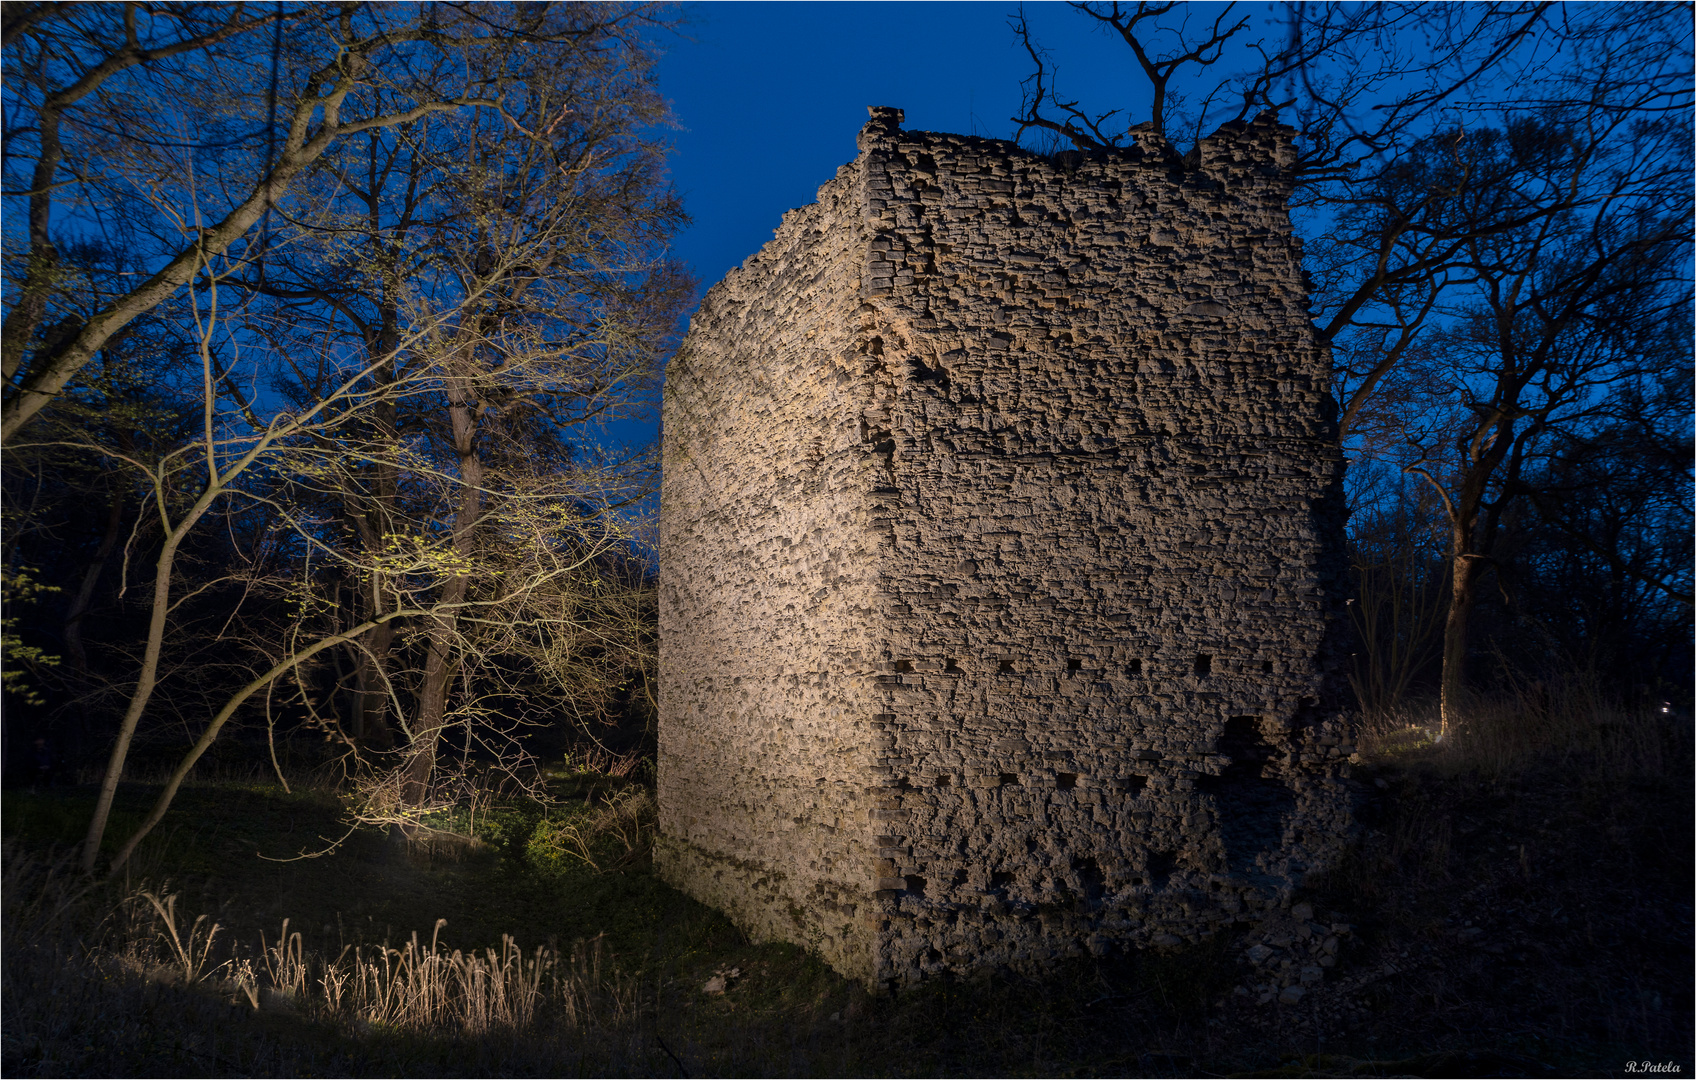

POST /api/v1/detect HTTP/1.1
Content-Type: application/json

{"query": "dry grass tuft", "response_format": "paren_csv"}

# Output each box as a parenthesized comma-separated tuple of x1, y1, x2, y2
(1355, 674, 1687, 782)
(0, 842, 661, 1075)
(114, 886, 640, 1038)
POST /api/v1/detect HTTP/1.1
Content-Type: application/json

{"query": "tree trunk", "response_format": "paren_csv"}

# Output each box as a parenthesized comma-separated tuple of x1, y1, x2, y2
(1439, 550, 1484, 739)
(62, 488, 126, 675)
(79, 461, 225, 873)
(399, 577, 468, 804)
(1432, 409, 1514, 739)
(351, 592, 397, 751)
(80, 527, 187, 872)
(348, 331, 401, 752)
(399, 380, 482, 806)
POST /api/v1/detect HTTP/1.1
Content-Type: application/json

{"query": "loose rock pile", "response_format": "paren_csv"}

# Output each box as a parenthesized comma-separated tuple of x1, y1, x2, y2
(1233, 901, 1350, 1006)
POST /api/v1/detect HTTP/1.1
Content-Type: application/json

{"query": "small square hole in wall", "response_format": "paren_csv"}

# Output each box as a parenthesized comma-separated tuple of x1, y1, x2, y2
(895, 659, 914, 673)
(1194, 654, 1213, 675)
(1056, 772, 1078, 790)
(1067, 658, 1082, 672)
(1262, 659, 1274, 673)
(934, 773, 951, 788)
(1128, 658, 1143, 675)
(1121, 775, 1148, 795)
(998, 773, 1019, 787)
(903, 875, 927, 897)
(991, 871, 1014, 889)
(998, 658, 1016, 673)
(944, 658, 960, 673)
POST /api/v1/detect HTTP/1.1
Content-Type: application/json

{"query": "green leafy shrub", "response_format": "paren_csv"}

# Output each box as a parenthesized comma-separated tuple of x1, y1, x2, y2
(525, 788, 655, 876)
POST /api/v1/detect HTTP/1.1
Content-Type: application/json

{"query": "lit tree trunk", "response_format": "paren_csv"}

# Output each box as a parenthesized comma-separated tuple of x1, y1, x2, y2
(80, 495, 212, 872)
(346, 353, 402, 752)
(400, 581, 468, 804)
(1425, 409, 1513, 739)
(399, 377, 482, 805)
(1439, 549, 1485, 737)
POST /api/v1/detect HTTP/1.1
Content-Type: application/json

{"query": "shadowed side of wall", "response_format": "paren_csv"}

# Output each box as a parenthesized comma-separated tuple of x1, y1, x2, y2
(848, 112, 1356, 983)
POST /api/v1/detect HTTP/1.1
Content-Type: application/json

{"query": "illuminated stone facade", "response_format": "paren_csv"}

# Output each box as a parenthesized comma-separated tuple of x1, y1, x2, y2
(656, 107, 1355, 987)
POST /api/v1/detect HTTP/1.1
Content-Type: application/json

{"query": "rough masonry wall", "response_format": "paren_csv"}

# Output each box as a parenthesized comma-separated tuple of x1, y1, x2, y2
(656, 167, 886, 980)
(659, 107, 1355, 989)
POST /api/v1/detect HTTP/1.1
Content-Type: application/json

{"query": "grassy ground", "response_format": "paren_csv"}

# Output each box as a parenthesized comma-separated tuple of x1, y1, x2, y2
(2, 695, 1690, 1077)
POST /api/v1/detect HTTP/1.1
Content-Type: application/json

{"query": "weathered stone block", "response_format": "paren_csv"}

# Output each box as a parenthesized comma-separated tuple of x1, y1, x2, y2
(658, 106, 1354, 988)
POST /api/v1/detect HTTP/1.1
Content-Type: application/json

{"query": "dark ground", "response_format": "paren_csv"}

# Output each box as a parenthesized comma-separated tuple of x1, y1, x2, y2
(2, 708, 1690, 1078)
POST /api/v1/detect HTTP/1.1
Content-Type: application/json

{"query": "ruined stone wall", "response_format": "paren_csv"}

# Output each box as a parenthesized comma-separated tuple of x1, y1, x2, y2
(659, 107, 1355, 989)
(656, 166, 886, 980)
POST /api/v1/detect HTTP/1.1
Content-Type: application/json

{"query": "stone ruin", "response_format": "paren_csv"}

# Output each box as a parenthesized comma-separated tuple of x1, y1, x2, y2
(656, 106, 1356, 988)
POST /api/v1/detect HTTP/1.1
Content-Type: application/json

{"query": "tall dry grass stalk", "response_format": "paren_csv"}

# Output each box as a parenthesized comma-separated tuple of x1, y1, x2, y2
(133, 890, 228, 984)
(0, 843, 98, 947)
(567, 744, 646, 779)
(257, 917, 637, 1036)
(1, 843, 640, 1044)
(200, 906, 637, 1038)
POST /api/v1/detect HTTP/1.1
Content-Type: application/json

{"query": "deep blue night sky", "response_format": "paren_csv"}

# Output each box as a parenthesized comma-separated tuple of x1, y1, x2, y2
(612, 2, 1238, 457)
(657, 2, 1150, 288)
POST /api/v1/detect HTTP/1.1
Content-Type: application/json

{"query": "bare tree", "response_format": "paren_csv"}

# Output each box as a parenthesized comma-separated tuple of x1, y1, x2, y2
(1345, 471, 1449, 715)
(1376, 124, 1690, 730)
(2, 3, 690, 874)
(1009, 3, 1689, 435)
(1009, 2, 1694, 727)
(243, 8, 688, 807)
(33, 236, 442, 872)
(1, 2, 671, 440)
(1517, 409, 1693, 690)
